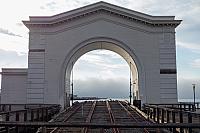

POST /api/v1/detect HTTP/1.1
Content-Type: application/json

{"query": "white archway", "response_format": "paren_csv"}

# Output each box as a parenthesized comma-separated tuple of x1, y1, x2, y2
(0, 1, 180, 107)
(60, 37, 146, 107)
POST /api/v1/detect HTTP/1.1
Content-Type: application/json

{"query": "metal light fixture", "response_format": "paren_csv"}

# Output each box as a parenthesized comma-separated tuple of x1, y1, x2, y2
(192, 84, 196, 109)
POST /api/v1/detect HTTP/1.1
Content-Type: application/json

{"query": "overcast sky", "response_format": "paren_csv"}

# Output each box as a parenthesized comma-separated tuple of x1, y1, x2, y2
(0, 0, 200, 100)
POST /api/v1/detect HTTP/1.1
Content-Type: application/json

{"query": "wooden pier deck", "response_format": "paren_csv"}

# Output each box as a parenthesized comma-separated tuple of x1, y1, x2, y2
(0, 101, 200, 133)
(45, 100, 159, 133)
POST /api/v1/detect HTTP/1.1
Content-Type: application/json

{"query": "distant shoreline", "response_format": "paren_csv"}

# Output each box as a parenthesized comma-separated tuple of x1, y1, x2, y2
(71, 97, 200, 102)
(178, 98, 200, 102)
(72, 97, 107, 100)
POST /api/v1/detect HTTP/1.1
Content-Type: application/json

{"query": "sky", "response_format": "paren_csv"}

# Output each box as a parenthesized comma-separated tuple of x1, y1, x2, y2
(73, 50, 130, 98)
(0, 0, 200, 100)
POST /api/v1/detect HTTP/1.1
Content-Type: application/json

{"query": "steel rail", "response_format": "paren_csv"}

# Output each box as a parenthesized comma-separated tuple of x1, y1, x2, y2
(106, 101, 120, 133)
(118, 101, 150, 133)
(1, 121, 200, 128)
(82, 101, 97, 133)
(49, 102, 85, 133)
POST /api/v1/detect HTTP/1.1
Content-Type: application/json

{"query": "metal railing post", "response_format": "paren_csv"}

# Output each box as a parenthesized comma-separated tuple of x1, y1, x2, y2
(31, 110, 34, 121)
(16, 112, 19, 121)
(167, 110, 170, 123)
(45, 108, 48, 121)
(6, 113, 9, 121)
(42, 126, 47, 133)
(153, 108, 156, 122)
(24, 110, 27, 121)
(188, 113, 192, 133)
(9, 105, 11, 111)
(157, 107, 160, 123)
(172, 111, 176, 133)
(42, 108, 44, 121)
(161, 108, 165, 123)
(179, 111, 183, 133)
(37, 109, 40, 121)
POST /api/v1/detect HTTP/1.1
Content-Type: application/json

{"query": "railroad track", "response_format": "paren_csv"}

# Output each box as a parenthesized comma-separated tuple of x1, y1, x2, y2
(43, 100, 162, 133)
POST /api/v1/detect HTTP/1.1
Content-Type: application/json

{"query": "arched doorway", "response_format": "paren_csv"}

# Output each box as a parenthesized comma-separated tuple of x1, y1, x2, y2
(60, 38, 146, 108)
(71, 49, 130, 101)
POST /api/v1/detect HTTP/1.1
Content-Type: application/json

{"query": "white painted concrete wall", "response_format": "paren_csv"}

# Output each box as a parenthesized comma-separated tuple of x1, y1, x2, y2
(1, 69, 27, 104)
(159, 29, 178, 103)
(27, 14, 172, 106)
(27, 51, 45, 103)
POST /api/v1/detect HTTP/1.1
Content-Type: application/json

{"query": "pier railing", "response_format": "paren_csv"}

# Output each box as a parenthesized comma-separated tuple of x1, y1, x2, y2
(0, 103, 199, 133)
(0, 104, 61, 112)
(147, 102, 200, 112)
(0, 104, 60, 133)
(143, 104, 200, 133)
(0, 104, 60, 122)
(0, 122, 200, 133)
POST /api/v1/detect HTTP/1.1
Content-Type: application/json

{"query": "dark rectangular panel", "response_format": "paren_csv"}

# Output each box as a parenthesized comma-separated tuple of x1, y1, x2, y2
(160, 69, 176, 74)
(29, 49, 45, 52)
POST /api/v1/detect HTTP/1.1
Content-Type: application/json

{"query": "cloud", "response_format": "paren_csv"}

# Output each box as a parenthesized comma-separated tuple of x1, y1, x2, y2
(0, 49, 28, 87)
(43, 1, 57, 10)
(177, 42, 200, 53)
(73, 77, 129, 98)
(16, 22, 24, 27)
(40, 0, 91, 13)
(190, 59, 200, 68)
(71, 50, 132, 101)
(0, 49, 27, 68)
(77, 50, 128, 70)
(0, 33, 28, 53)
(73, 50, 129, 80)
(0, 28, 22, 37)
(90, 50, 122, 59)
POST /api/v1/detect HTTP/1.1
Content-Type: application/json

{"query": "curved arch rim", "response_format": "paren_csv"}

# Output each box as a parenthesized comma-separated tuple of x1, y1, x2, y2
(59, 37, 146, 107)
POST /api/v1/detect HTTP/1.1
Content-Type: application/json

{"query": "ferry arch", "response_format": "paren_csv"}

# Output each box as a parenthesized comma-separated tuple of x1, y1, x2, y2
(1, 2, 181, 108)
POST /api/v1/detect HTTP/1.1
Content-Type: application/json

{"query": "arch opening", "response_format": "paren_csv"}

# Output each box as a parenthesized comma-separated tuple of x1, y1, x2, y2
(69, 49, 136, 104)
(60, 40, 145, 108)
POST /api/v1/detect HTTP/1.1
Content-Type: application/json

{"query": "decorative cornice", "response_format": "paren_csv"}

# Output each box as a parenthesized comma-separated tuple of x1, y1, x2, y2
(23, 2, 181, 28)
